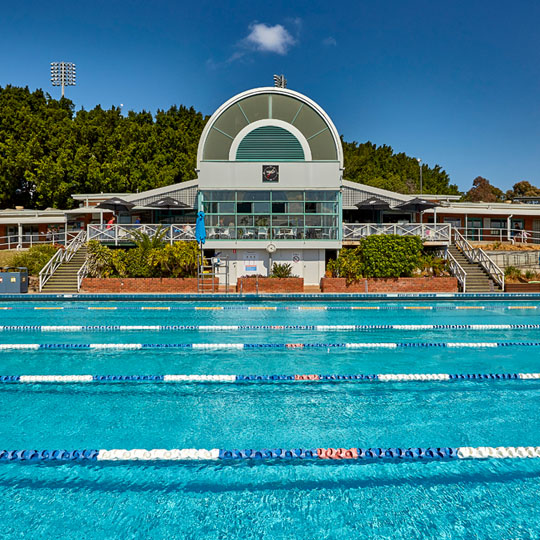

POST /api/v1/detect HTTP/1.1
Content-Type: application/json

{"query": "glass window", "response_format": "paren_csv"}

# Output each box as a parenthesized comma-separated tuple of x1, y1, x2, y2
(237, 94, 269, 123)
(203, 191, 235, 201)
(305, 202, 317, 214)
(237, 202, 252, 213)
(237, 191, 270, 201)
(293, 105, 327, 138)
(254, 202, 270, 213)
(288, 202, 304, 213)
(254, 215, 270, 226)
(305, 191, 337, 201)
(305, 215, 323, 226)
(213, 104, 249, 139)
(308, 129, 338, 161)
(272, 202, 286, 213)
(271, 94, 304, 123)
(219, 202, 235, 213)
(238, 215, 254, 226)
(202, 129, 232, 160)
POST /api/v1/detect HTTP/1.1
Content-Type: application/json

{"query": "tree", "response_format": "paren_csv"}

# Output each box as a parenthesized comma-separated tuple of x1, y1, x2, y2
(462, 177, 504, 202)
(343, 140, 459, 195)
(506, 181, 540, 200)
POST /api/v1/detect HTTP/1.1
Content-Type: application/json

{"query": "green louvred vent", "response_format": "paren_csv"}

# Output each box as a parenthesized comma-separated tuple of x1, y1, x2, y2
(236, 126, 305, 161)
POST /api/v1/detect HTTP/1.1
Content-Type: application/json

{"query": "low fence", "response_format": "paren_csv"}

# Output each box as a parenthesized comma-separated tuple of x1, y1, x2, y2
(343, 223, 451, 243)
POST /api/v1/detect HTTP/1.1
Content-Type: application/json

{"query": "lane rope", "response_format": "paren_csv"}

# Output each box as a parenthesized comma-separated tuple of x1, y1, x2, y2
(1, 446, 540, 462)
(0, 305, 537, 311)
(1, 372, 539, 383)
(2, 342, 540, 350)
(2, 324, 540, 332)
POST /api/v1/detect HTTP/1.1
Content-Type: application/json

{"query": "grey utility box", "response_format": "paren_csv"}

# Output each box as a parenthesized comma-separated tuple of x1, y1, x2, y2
(0, 267, 29, 293)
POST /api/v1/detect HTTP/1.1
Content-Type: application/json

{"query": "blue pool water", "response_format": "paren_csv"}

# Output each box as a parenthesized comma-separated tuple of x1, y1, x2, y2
(1, 300, 540, 538)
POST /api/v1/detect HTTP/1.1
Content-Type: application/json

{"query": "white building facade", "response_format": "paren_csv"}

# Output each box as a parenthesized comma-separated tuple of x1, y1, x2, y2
(196, 87, 344, 285)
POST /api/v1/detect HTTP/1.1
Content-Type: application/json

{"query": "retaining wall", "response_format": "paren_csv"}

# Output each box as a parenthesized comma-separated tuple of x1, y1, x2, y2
(320, 277, 458, 293)
(236, 277, 304, 293)
(81, 278, 217, 293)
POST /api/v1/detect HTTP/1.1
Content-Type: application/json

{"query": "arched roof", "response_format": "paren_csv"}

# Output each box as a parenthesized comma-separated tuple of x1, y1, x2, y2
(197, 87, 343, 167)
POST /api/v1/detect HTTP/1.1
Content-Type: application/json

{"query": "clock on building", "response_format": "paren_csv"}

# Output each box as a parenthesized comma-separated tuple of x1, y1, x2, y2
(262, 165, 279, 183)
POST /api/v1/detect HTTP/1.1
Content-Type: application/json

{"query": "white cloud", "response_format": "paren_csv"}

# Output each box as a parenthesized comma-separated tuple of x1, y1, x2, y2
(322, 37, 337, 47)
(244, 23, 296, 55)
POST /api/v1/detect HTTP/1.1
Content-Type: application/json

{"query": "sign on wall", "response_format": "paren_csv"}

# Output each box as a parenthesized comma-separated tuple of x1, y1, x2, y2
(262, 165, 279, 183)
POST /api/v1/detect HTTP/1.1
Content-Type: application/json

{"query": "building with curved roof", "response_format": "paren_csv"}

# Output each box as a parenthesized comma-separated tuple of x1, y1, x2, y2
(196, 86, 344, 284)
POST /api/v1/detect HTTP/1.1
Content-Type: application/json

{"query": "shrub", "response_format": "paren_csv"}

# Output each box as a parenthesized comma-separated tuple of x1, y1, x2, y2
(270, 263, 296, 278)
(525, 270, 535, 281)
(148, 242, 200, 278)
(327, 236, 424, 281)
(360, 235, 423, 278)
(10, 244, 60, 275)
(327, 246, 364, 281)
(130, 226, 167, 252)
(86, 240, 201, 279)
(504, 266, 522, 280)
(86, 240, 114, 278)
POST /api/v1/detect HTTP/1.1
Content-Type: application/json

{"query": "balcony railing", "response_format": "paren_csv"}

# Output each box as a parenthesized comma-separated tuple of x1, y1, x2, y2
(87, 224, 196, 245)
(342, 223, 452, 243)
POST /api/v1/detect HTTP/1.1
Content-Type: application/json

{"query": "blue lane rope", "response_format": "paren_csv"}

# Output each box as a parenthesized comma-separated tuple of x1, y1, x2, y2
(1, 446, 539, 462)
(2, 342, 540, 350)
(2, 323, 540, 332)
(2, 372, 537, 383)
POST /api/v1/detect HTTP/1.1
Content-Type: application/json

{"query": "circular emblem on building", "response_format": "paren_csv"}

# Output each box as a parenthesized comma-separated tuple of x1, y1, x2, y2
(266, 243, 277, 253)
(262, 165, 279, 183)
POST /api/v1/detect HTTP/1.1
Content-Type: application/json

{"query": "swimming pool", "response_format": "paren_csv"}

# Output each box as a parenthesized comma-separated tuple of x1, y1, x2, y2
(1, 300, 540, 539)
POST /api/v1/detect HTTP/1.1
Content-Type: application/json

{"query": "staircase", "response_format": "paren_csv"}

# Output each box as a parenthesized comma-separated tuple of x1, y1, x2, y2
(447, 245, 502, 292)
(41, 246, 87, 293)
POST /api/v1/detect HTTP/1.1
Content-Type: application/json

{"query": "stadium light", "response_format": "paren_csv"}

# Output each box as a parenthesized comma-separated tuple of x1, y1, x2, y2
(50, 62, 76, 98)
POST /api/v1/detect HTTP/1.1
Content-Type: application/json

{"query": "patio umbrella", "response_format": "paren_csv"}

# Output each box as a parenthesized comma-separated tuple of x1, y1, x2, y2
(354, 197, 391, 223)
(354, 197, 391, 211)
(147, 197, 191, 210)
(395, 198, 440, 212)
(148, 196, 191, 223)
(96, 197, 135, 214)
(195, 211, 206, 245)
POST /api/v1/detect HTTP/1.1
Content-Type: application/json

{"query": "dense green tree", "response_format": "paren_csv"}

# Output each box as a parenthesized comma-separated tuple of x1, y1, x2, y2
(0, 85, 460, 209)
(462, 176, 505, 202)
(343, 140, 459, 195)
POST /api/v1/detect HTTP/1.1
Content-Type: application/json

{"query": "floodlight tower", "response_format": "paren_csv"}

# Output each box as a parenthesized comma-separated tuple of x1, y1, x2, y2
(50, 62, 76, 98)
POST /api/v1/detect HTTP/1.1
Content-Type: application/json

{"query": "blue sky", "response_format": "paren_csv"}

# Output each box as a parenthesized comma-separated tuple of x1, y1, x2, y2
(2, 0, 540, 192)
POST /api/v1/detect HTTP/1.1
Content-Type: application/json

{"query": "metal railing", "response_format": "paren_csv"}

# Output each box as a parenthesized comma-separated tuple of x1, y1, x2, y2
(76, 258, 89, 292)
(87, 224, 196, 245)
(0, 231, 79, 250)
(39, 230, 87, 291)
(453, 230, 505, 289)
(446, 250, 467, 291)
(342, 223, 452, 243)
(456, 227, 540, 245)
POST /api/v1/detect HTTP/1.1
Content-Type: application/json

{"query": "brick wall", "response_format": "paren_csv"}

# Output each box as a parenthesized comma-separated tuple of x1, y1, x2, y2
(236, 277, 304, 293)
(81, 278, 217, 293)
(505, 283, 540, 292)
(320, 277, 458, 293)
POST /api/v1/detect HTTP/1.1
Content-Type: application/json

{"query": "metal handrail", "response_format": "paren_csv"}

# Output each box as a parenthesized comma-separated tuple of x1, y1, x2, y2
(446, 250, 467, 291)
(342, 223, 452, 243)
(39, 230, 87, 291)
(453, 230, 504, 289)
(77, 258, 89, 292)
